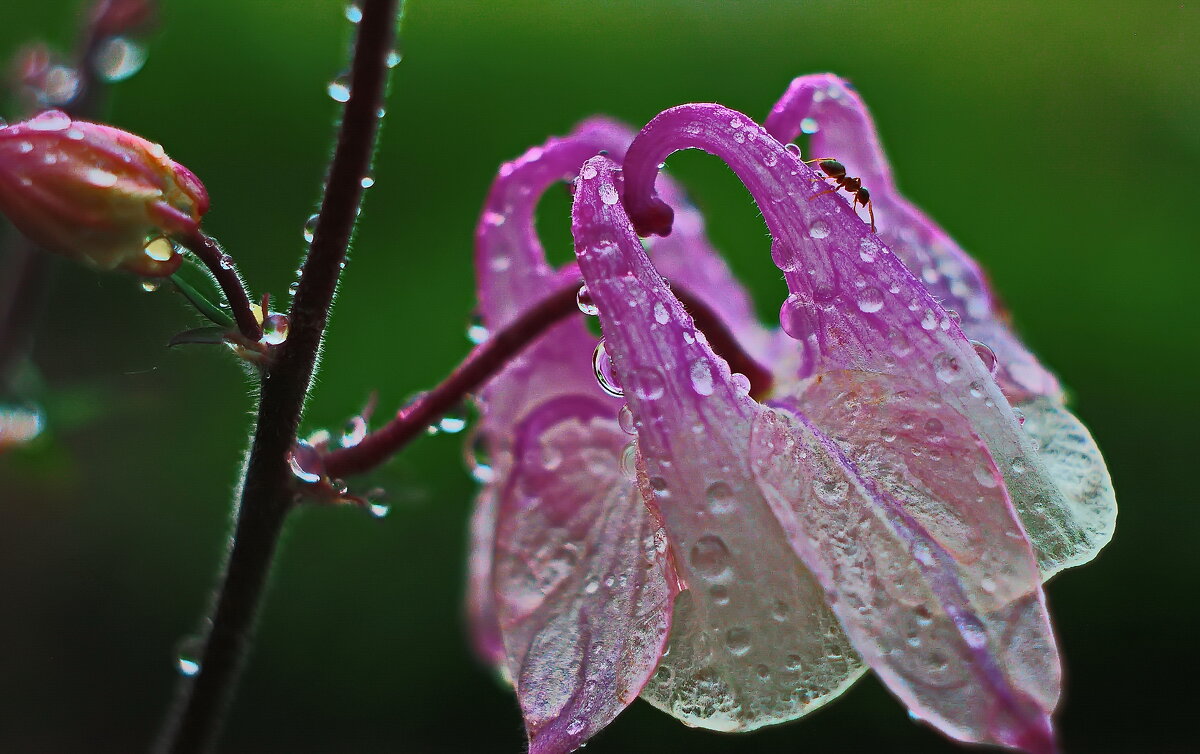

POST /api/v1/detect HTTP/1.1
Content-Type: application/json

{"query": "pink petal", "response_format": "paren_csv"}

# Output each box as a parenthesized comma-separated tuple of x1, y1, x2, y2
(622, 103, 1112, 578)
(493, 396, 676, 754)
(574, 157, 865, 732)
(751, 370, 1059, 751)
(763, 74, 1060, 403)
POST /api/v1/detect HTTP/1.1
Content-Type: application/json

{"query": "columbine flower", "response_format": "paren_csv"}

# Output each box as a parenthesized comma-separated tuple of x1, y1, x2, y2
(467, 75, 1115, 754)
(0, 110, 208, 277)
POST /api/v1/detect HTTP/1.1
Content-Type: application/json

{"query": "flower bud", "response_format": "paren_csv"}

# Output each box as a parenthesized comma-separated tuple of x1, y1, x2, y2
(0, 111, 208, 276)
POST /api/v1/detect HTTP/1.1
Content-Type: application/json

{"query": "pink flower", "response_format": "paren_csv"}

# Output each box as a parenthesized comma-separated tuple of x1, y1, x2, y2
(467, 76, 1115, 754)
(0, 110, 208, 277)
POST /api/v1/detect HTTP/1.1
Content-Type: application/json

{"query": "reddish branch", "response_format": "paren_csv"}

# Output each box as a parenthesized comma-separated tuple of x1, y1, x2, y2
(323, 278, 774, 479)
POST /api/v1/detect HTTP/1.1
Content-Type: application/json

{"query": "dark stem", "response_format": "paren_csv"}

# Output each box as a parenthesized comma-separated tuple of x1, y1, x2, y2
(323, 278, 773, 479)
(155, 1, 398, 752)
(177, 227, 262, 342)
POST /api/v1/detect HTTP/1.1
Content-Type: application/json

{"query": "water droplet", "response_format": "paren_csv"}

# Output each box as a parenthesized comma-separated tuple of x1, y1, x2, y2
(970, 340, 998, 376)
(466, 314, 489, 344)
(386, 50, 402, 68)
(1012, 407, 1026, 426)
(368, 503, 390, 518)
(653, 301, 669, 324)
(42, 67, 81, 105)
(96, 37, 147, 82)
(27, 110, 71, 132)
(327, 74, 351, 103)
(725, 627, 752, 656)
(439, 408, 467, 434)
(598, 182, 620, 205)
(689, 535, 731, 580)
(592, 341, 623, 397)
(580, 164, 598, 180)
(784, 142, 802, 158)
(784, 654, 803, 672)
(175, 636, 203, 677)
(140, 279, 160, 293)
(341, 416, 367, 447)
(856, 287, 884, 313)
(689, 359, 714, 396)
(730, 372, 751, 396)
(705, 481, 736, 515)
(629, 367, 666, 401)
(143, 236, 175, 262)
(1011, 457, 1027, 475)
(619, 442, 637, 479)
(261, 314, 289, 345)
(933, 353, 962, 383)
(288, 443, 322, 484)
(344, 3, 363, 23)
(808, 220, 830, 239)
(576, 285, 599, 315)
(303, 214, 319, 243)
(779, 294, 815, 340)
(800, 117, 820, 134)
(360, 175, 375, 189)
(617, 404, 637, 435)
(920, 309, 937, 330)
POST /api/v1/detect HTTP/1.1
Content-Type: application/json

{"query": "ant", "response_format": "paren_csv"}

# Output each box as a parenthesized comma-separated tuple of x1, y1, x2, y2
(802, 157, 875, 233)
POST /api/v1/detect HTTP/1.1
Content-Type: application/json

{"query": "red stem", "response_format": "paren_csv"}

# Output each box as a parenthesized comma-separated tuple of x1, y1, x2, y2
(177, 227, 262, 342)
(323, 278, 773, 479)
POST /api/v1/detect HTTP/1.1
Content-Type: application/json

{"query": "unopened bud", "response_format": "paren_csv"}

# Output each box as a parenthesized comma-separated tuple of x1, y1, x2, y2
(0, 111, 208, 277)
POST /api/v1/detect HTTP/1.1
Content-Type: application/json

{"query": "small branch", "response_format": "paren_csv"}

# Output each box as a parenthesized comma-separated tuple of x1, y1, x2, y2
(177, 227, 262, 342)
(155, 2, 399, 752)
(323, 277, 773, 479)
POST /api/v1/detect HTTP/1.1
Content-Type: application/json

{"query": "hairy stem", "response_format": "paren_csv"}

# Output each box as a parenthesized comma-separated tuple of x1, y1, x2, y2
(323, 277, 773, 479)
(177, 228, 262, 342)
(155, 1, 399, 751)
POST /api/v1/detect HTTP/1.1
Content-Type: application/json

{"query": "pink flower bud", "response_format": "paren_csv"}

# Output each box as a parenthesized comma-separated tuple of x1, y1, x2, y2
(0, 111, 208, 276)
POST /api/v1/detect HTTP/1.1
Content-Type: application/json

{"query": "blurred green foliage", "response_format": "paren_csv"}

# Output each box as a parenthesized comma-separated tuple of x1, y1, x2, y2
(1, 1, 1197, 751)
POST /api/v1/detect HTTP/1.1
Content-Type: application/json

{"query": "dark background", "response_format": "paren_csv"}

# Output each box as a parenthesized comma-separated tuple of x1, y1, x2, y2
(1, 1, 1197, 752)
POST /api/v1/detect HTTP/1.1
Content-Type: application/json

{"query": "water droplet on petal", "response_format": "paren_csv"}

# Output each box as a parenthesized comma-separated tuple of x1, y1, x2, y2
(856, 287, 884, 313)
(689, 359, 714, 396)
(592, 340, 623, 397)
(779, 294, 815, 340)
(705, 481, 736, 515)
(653, 301, 669, 324)
(730, 372, 751, 396)
(617, 404, 637, 435)
(580, 164, 598, 180)
(619, 441, 637, 479)
(598, 182, 620, 206)
(576, 285, 599, 315)
(784, 142, 802, 158)
(808, 220, 830, 239)
(970, 340, 998, 376)
(27, 110, 71, 132)
(689, 535, 731, 580)
(725, 627, 752, 656)
(143, 235, 176, 262)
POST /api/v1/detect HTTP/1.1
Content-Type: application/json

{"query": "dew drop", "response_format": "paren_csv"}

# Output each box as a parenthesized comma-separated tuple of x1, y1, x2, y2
(705, 481, 736, 515)
(27, 110, 71, 132)
(689, 535, 732, 580)
(327, 74, 351, 103)
(933, 353, 962, 383)
(143, 236, 175, 262)
(140, 279, 161, 293)
(1012, 407, 1026, 426)
(856, 287, 884, 313)
(970, 340, 998, 376)
(653, 300, 669, 324)
(260, 314, 289, 346)
(598, 182, 620, 205)
(725, 627, 752, 656)
(175, 636, 203, 677)
(303, 214, 319, 243)
(386, 50, 403, 68)
(85, 168, 119, 187)
(785, 654, 803, 672)
(344, 3, 363, 23)
(466, 314, 489, 344)
(465, 433, 495, 484)
(779, 294, 815, 340)
(630, 367, 666, 401)
(341, 416, 368, 448)
(710, 584, 730, 605)
(439, 411, 467, 434)
(1011, 457, 1027, 475)
(784, 142, 802, 158)
(688, 359, 714, 396)
(580, 164, 598, 180)
(576, 285, 599, 315)
(566, 718, 586, 736)
(730, 372, 751, 396)
(592, 340, 623, 397)
(360, 175, 375, 189)
(808, 220, 830, 239)
(368, 503, 391, 518)
(617, 404, 637, 435)
(619, 442, 638, 479)
(96, 37, 146, 82)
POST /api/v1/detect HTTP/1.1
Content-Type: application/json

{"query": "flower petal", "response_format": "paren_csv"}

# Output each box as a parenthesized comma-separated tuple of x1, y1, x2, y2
(763, 74, 1060, 402)
(622, 103, 1112, 577)
(493, 396, 676, 754)
(574, 156, 865, 732)
(752, 371, 1059, 752)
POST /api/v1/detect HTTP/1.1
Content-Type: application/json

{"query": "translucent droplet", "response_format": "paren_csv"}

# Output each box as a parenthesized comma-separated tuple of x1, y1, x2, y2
(970, 340, 998, 376)
(592, 340, 623, 397)
(386, 50, 402, 68)
(261, 314, 289, 346)
(43, 67, 81, 105)
(725, 627, 752, 656)
(143, 236, 175, 262)
(689, 535, 731, 580)
(95, 37, 147, 82)
(779, 294, 815, 340)
(360, 175, 375, 189)
(368, 503, 390, 518)
(617, 404, 637, 435)
(856, 287, 884, 313)
(341, 416, 367, 447)
(808, 220, 830, 239)
(26, 110, 71, 132)
(652, 301, 670, 324)
(576, 285, 599, 315)
(84, 168, 118, 187)
(439, 413, 467, 434)
(344, 4, 363, 23)
(598, 182, 620, 206)
(465, 431, 495, 483)
(784, 142, 802, 158)
(689, 359, 714, 396)
(288, 443, 322, 484)
(303, 214, 319, 243)
(619, 441, 637, 479)
(327, 74, 351, 103)
(580, 164, 598, 180)
(800, 117, 820, 134)
(629, 367, 665, 401)
(175, 636, 203, 677)
(1012, 407, 1026, 426)
(730, 372, 751, 396)
(140, 279, 161, 293)
(466, 315, 489, 344)
(705, 481, 736, 515)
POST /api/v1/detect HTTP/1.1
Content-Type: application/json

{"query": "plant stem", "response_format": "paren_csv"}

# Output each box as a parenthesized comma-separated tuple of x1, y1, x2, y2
(155, 1, 399, 752)
(323, 277, 773, 479)
(177, 228, 262, 342)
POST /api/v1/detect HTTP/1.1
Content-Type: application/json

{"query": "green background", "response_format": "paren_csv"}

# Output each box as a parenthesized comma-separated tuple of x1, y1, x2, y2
(2, 1, 1197, 751)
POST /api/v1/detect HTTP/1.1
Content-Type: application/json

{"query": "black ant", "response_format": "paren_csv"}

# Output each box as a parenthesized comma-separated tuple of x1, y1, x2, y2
(802, 157, 875, 233)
